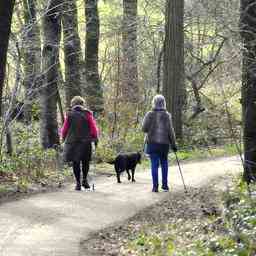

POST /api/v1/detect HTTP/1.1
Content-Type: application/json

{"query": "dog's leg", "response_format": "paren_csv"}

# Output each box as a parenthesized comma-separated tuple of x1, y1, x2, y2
(115, 164, 121, 183)
(116, 172, 121, 183)
(131, 168, 136, 182)
(126, 170, 131, 181)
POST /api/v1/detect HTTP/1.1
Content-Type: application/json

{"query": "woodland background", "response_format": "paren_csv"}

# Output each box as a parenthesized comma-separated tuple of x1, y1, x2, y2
(0, 0, 255, 185)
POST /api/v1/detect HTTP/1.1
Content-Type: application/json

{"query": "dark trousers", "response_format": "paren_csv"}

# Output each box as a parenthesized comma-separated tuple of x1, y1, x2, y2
(73, 160, 89, 185)
(149, 153, 168, 189)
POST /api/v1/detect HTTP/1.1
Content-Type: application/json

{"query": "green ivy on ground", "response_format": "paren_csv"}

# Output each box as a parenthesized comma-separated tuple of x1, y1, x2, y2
(127, 179, 256, 256)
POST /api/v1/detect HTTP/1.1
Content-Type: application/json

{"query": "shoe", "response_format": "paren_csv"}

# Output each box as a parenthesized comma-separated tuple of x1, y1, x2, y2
(161, 185, 169, 192)
(152, 187, 159, 192)
(75, 184, 81, 191)
(82, 180, 90, 189)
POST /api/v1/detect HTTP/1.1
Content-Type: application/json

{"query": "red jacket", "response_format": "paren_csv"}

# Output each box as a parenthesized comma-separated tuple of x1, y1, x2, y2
(61, 109, 99, 141)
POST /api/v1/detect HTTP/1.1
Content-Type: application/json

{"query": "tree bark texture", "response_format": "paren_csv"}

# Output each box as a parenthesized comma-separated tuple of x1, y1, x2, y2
(0, 0, 15, 117)
(240, 0, 256, 182)
(85, 0, 103, 113)
(163, 0, 185, 139)
(41, 0, 61, 148)
(22, 0, 41, 123)
(122, 0, 139, 103)
(62, 0, 82, 108)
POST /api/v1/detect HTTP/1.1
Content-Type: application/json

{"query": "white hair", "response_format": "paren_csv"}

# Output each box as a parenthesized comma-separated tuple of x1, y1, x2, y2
(152, 94, 166, 110)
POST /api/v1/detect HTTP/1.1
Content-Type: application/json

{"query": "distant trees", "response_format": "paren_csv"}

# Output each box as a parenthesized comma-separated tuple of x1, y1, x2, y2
(122, 0, 139, 102)
(62, 0, 82, 108)
(240, 0, 256, 182)
(0, 0, 15, 117)
(0, 0, 247, 159)
(85, 0, 103, 113)
(40, 0, 61, 148)
(22, 0, 41, 123)
(163, 0, 185, 139)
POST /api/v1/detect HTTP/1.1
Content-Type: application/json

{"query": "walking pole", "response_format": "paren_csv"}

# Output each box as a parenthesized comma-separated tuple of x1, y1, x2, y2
(91, 143, 96, 191)
(174, 152, 188, 193)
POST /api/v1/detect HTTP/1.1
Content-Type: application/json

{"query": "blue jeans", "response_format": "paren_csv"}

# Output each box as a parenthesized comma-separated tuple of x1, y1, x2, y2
(149, 154, 168, 189)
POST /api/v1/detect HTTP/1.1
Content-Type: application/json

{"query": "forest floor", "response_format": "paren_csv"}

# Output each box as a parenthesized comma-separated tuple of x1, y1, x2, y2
(0, 156, 242, 256)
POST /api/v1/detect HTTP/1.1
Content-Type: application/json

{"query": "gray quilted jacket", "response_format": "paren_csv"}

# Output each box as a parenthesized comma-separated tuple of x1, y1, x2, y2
(142, 109, 176, 148)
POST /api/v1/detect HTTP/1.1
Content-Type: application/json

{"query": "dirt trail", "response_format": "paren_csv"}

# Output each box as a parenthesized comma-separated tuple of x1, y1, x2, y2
(0, 156, 242, 256)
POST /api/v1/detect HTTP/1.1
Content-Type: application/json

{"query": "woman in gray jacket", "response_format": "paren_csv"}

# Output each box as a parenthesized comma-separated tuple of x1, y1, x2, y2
(142, 95, 177, 192)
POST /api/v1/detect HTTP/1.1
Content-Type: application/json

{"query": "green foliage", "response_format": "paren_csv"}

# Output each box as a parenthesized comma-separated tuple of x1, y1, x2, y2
(129, 231, 175, 256)
(96, 129, 144, 162)
(0, 185, 8, 193)
(95, 112, 145, 162)
(17, 176, 30, 192)
(168, 143, 238, 164)
(123, 178, 256, 256)
(0, 122, 63, 192)
(177, 179, 256, 256)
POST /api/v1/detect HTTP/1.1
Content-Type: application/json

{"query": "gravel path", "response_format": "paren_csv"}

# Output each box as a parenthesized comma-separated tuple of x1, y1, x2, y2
(0, 156, 242, 256)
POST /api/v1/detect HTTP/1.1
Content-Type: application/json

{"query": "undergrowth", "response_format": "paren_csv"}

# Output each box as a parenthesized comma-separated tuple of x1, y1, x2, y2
(173, 143, 239, 162)
(127, 178, 256, 256)
(0, 119, 240, 193)
(0, 122, 68, 193)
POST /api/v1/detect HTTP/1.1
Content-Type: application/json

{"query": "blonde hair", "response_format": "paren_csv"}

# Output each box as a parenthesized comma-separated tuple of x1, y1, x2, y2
(71, 96, 85, 107)
(152, 94, 166, 110)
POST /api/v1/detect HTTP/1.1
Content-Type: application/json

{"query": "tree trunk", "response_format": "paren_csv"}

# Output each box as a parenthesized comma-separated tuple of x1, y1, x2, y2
(85, 0, 103, 113)
(40, 0, 61, 148)
(122, 0, 139, 103)
(62, 0, 82, 108)
(0, 0, 15, 117)
(240, 0, 256, 182)
(22, 0, 41, 123)
(163, 0, 185, 140)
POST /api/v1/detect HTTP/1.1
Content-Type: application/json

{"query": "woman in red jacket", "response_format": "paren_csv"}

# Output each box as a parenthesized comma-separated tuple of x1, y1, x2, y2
(61, 96, 99, 190)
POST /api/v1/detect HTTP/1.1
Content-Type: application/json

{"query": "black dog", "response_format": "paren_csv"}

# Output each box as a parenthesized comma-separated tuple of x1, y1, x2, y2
(108, 152, 141, 183)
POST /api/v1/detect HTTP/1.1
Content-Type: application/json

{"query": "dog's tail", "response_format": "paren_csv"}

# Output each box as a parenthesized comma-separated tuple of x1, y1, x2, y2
(106, 160, 115, 165)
